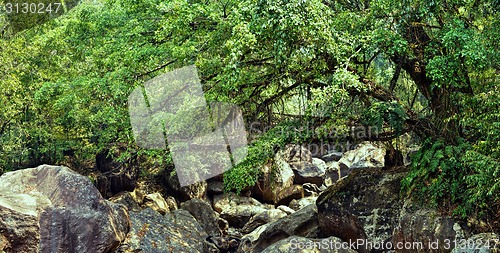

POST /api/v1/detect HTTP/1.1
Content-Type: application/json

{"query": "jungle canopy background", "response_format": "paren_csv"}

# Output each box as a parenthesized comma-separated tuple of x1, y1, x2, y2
(1, 0, 500, 223)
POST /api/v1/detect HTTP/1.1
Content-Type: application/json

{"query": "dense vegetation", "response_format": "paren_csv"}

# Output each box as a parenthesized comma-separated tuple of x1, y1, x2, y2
(1, 0, 499, 224)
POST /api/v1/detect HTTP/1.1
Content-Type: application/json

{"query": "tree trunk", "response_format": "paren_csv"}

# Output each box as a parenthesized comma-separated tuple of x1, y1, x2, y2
(397, 22, 462, 143)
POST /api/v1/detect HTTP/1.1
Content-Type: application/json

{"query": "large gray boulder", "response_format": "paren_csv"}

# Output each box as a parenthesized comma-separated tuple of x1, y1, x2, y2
(290, 161, 325, 186)
(0, 165, 129, 253)
(213, 193, 272, 228)
(317, 167, 471, 253)
(316, 168, 406, 253)
(393, 205, 467, 253)
(181, 198, 228, 236)
(238, 204, 320, 253)
(252, 149, 296, 205)
(338, 142, 385, 171)
(321, 151, 343, 162)
(114, 208, 207, 253)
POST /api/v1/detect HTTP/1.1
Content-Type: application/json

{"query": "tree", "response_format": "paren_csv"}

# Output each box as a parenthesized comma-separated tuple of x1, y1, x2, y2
(1, 0, 499, 219)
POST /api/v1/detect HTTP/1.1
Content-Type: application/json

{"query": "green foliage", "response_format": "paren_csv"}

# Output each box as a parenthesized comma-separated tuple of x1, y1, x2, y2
(224, 119, 308, 193)
(0, 0, 499, 224)
(1, 0, 79, 37)
(402, 138, 469, 212)
(462, 150, 500, 214)
(363, 101, 408, 135)
(403, 136, 500, 217)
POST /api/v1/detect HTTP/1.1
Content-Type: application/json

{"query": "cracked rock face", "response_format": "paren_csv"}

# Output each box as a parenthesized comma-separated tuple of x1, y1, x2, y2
(316, 168, 405, 253)
(316, 167, 472, 253)
(238, 204, 320, 253)
(0, 165, 129, 253)
(115, 208, 207, 253)
(338, 142, 385, 171)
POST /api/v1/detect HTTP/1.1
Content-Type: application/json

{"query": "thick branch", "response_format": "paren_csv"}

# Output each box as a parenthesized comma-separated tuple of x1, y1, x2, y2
(134, 60, 177, 80)
(255, 78, 306, 116)
(346, 67, 438, 139)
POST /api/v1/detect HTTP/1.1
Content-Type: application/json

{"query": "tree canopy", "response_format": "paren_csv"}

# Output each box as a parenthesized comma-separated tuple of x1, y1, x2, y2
(1, 0, 500, 219)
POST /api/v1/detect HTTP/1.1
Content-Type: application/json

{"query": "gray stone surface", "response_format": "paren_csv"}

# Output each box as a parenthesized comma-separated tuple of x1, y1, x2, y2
(0, 165, 129, 253)
(213, 193, 271, 228)
(181, 198, 228, 236)
(238, 204, 320, 253)
(115, 208, 207, 253)
(338, 142, 385, 170)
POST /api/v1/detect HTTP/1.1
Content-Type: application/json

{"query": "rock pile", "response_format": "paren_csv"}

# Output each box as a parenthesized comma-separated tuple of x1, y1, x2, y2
(0, 143, 496, 253)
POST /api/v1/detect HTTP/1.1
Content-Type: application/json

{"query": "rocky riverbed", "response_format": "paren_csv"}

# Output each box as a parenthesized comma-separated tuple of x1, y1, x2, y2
(1, 143, 498, 252)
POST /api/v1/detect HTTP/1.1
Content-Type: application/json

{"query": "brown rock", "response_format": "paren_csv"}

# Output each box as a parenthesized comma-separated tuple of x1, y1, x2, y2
(143, 192, 170, 215)
(0, 165, 129, 253)
(252, 152, 295, 205)
(276, 185, 304, 206)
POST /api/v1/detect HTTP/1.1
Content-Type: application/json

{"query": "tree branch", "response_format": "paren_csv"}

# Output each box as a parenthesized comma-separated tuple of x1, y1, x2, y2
(134, 60, 177, 80)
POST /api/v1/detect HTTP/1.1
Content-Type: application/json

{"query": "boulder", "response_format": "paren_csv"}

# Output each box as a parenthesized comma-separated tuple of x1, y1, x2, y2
(213, 193, 271, 228)
(275, 184, 304, 206)
(338, 142, 385, 171)
(0, 165, 129, 253)
(253, 151, 295, 205)
(238, 224, 270, 253)
(261, 236, 358, 253)
(207, 180, 224, 196)
(181, 198, 228, 236)
(290, 196, 318, 211)
(242, 209, 288, 234)
(316, 168, 406, 253)
(163, 171, 207, 201)
(114, 208, 206, 253)
(125, 188, 177, 212)
(321, 151, 343, 162)
(290, 161, 325, 186)
(143, 192, 170, 215)
(109, 191, 142, 212)
(238, 204, 320, 253)
(316, 166, 481, 253)
(393, 205, 467, 253)
(312, 158, 328, 174)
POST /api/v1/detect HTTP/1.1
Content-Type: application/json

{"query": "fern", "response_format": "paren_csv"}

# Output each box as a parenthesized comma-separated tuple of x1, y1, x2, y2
(403, 137, 500, 218)
(402, 138, 469, 211)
